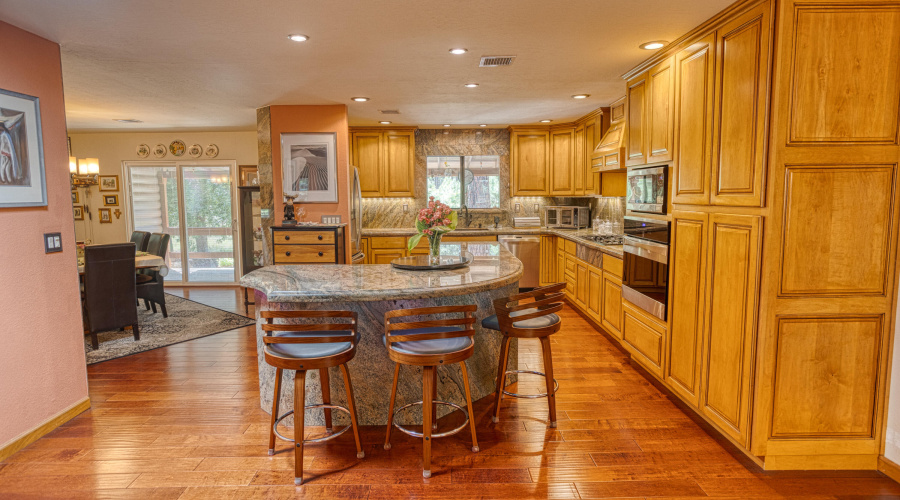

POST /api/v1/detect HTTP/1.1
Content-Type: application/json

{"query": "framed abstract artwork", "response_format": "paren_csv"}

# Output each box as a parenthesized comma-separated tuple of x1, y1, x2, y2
(0, 88, 46, 207)
(280, 133, 337, 203)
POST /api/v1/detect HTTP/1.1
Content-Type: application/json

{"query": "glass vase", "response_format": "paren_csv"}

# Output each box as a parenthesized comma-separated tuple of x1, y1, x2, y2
(427, 232, 443, 265)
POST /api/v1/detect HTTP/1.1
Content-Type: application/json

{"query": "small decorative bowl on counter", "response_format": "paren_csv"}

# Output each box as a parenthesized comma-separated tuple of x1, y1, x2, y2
(390, 252, 473, 271)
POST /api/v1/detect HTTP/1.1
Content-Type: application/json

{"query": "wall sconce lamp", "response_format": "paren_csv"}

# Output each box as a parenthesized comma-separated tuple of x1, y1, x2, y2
(70, 156, 99, 186)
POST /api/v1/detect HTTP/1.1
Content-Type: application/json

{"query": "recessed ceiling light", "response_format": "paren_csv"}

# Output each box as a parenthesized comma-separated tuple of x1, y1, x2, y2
(443, 124, 451, 127)
(379, 121, 391, 125)
(572, 94, 590, 99)
(479, 124, 487, 127)
(464, 83, 479, 88)
(540, 119, 552, 123)
(287, 34, 309, 42)
(113, 119, 143, 123)
(639, 40, 668, 50)
(351, 97, 370, 102)
(449, 48, 468, 55)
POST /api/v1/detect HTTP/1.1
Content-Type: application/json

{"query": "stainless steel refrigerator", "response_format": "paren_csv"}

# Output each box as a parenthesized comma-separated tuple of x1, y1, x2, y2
(350, 167, 365, 263)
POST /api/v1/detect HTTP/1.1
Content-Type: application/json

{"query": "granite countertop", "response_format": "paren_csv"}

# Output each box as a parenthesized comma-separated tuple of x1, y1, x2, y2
(362, 227, 624, 258)
(241, 242, 523, 303)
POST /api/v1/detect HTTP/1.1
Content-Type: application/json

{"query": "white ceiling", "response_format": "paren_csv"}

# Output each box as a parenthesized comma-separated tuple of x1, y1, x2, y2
(0, 0, 733, 132)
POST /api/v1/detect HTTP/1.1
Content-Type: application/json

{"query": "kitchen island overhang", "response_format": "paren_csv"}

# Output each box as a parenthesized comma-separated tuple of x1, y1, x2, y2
(241, 242, 524, 426)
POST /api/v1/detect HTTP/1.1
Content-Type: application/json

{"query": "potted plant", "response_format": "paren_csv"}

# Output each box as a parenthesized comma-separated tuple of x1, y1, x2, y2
(407, 197, 458, 264)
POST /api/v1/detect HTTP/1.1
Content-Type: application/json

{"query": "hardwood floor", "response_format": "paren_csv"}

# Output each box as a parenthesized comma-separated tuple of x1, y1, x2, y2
(2, 286, 899, 499)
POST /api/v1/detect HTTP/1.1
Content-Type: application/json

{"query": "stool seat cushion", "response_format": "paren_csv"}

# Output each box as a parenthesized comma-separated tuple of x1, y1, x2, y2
(384, 326, 472, 355)
(135, 274, 154, 284)
(265, 331, 353, 359)
(482, 308, 560, 331)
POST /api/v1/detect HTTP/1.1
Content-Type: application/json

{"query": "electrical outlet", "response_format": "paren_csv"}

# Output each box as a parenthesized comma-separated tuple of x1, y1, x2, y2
(533, 203, 539, 212)
(44, 232, 62, 253)
(402, 204, 408, 213)
(514, 203, 520, 212)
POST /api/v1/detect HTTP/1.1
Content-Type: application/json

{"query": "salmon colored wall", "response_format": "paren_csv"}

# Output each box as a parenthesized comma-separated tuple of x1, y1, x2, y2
(0, 22, 89, 448)
(269, 105, 351, 261)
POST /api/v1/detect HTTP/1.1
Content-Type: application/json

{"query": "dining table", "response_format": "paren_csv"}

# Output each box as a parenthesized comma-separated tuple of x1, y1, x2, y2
(77, 250, 167, 275)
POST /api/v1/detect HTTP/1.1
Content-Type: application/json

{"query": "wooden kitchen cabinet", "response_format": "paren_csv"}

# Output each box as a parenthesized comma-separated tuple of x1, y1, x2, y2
(271, 226, 346, 265)
(370, 249, 404, 264)
(647, 56, 675, 164)
(573, 124, 585, 195)
(350, 128, 416, 198)
(540, 235, 557, 285)
(510, 128, 550, 196)
(369, 236, 408, 263)
(672, 34, 715, 205)
(583, 119, 597, 193)
(587, 266, 602, 322)
(593, 97, 627, 171)
(575, 262, 589, 309)
(601, 271, 623, 339)
(550, 127, 575, 195)
(625, 73, 648, 166)
(623, 299, 666, 377)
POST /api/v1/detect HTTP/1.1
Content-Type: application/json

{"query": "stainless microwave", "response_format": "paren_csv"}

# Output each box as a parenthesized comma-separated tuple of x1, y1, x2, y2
(626, 166, 667, 215)
(544, 206, 590, 229)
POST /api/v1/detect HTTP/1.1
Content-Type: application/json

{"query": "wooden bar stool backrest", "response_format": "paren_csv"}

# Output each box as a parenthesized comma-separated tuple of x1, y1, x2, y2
(492, 282, 565, 338)
(260, 310, 358, 368)
(384, 305, 477, 364)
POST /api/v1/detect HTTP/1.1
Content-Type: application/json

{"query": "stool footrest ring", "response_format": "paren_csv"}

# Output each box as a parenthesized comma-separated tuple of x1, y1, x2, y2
(273, 403, 352, 444)
(501, 370, 559, 399)
(392, 400, 469, 439)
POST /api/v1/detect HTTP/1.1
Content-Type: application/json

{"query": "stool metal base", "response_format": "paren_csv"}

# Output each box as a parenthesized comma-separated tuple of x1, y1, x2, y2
(392, 400, 469, 440)
(501, 369, 559, 398)
(272, 403, 365, 458)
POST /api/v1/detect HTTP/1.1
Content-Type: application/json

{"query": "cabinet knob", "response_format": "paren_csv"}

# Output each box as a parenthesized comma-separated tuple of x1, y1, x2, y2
(285, 235, 290, 241)
(318, 252, 324, 257)
(318, 235, 323, 240)
(285, 251, 291, 257)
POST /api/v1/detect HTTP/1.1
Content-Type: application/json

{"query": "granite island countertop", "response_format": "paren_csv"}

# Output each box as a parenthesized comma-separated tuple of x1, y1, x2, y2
(241, 242, 523, 303)
(362, 226, 624, 258)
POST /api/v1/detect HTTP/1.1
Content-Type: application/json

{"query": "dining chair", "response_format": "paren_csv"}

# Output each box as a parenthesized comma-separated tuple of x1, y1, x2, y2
(137, 233, 170, 317)
(129, 231, 151, 252)
(83, 243, 140, 350)
(261, 310, 364, 485)
(481, 282, 565, 427)
(382, 304, 480, 478)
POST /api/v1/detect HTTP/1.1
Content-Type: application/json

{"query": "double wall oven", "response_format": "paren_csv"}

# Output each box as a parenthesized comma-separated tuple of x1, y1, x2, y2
(623, 216, 669, 321)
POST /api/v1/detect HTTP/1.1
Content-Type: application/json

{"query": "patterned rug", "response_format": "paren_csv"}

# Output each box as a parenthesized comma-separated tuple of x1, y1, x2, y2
(84, 293, 255, 364)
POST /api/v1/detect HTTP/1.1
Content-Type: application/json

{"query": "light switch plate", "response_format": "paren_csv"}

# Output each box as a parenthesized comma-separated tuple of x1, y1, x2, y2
(321, 215, 342, 224)
(44, 232, 62, 253)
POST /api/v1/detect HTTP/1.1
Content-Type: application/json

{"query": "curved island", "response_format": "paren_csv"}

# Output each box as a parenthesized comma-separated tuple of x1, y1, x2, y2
(241, 242, 523, 426)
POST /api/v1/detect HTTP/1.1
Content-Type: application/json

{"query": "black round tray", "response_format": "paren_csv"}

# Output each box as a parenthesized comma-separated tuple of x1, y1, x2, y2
(390, 252, 473, 271)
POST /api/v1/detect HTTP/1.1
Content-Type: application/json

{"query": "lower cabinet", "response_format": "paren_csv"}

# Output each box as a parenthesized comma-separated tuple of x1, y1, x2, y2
(587, 266, 602, 322)
(540, 235, 557, 285)
(601, 271, 623, 339)
(575, 263, 589, 309)
(623, 300, 666, 377)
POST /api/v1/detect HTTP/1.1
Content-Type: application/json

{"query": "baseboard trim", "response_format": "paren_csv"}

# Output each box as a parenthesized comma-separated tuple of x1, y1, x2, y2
(0, 397, 91, 462)
(879, 456, 900, 484)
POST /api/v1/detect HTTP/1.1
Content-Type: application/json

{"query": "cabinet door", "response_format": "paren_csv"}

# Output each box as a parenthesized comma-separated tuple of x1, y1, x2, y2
(371, 249, 405, 264)
(710, 2, 771, 207)
(383, 131, 415, 197)
(588, 266, 602, 321)
(576, 263, 588, 309)
(623, 301, 666, 377)
(352, 132, 383, 197)
(584, 120, 597, 193)
(550, 128, 575, 195)
(601, 271, 623, 339)
(359, 237, 370, 264)
(557, 250, 566, 289)
(574, 125, 585, 195)
(700, 213, 761, 445)
(511, 130, 550, 196)
(673, 34, 715, 205)
(627, 255, 657, 286)
(647, 56, 675, 164)
(666, 211, 708, 407)
(540, 236, 557, 285)
(626, 73, 648, 166)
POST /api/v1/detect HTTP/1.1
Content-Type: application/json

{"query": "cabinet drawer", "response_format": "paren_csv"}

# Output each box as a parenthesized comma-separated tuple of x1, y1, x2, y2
(564, 239, 577, 255)
(273, 245, 336, 264)
(604, 255, 623, 279)
(273, 231, 335, 245)
(370, 236, 407, 249)
(604, 152, 620, 168)
(565, 256, 578, 274)
(623, 301, 665, 374)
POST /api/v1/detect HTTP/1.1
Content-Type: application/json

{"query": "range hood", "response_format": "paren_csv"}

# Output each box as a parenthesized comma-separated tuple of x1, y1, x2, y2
(591, 96, 627, 170)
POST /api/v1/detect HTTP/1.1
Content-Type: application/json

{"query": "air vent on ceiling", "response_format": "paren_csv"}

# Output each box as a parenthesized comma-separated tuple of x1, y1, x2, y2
(379, 109, 401, 114)
(479, 55, 516, 67)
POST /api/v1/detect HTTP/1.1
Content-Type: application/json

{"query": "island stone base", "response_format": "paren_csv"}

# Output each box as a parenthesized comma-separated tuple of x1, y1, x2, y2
(255, 283, 519, 426)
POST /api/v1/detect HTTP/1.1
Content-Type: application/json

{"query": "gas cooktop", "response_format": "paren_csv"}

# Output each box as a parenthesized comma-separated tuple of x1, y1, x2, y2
(581, 235, 624, 245)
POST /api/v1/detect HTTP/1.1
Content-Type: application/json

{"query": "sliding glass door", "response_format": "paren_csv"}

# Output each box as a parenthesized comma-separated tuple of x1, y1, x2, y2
(126, 161, 238, 284)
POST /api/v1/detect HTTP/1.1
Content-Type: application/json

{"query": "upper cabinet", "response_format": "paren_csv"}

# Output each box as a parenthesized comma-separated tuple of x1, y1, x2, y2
(626, 56, 675, 167)
(350, 128, 416, 198)
(625, 74, 648, 166)
(550, 127, 575, 195)
(593, 97, 626, 171)
(510, 128, 550, 196)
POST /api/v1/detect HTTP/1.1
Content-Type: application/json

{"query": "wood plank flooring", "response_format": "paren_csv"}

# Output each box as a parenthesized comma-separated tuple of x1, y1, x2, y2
(2, 286, 899, 499)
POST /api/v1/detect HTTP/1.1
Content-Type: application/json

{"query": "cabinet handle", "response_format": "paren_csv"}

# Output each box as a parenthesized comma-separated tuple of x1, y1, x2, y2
(318, 235, 323, 240)
(318, 252, 324, 257)
(285, 251, 291, 257)
(285, 235, 290, 241)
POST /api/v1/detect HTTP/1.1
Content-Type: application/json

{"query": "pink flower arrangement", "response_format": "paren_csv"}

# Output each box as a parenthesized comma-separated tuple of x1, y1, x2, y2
(408, 197, 458, 252)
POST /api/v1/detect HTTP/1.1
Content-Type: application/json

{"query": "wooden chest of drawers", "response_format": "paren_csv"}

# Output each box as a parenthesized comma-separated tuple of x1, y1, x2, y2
(271, 225, 346, 265)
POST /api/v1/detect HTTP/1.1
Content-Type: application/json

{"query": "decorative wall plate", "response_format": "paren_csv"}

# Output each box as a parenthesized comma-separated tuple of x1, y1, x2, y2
(169, 140, 186, 157)
(187, 143, 202, 158)
(205, 144, 219, 158)
(136, 144, 150, 158)
(153, 144, 167, 158)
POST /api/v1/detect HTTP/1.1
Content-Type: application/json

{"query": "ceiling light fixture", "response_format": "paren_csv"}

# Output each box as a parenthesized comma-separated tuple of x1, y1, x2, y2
(287, 34, 309, 42)
(572, 94, 590, 99)
(639, 40, 668, 50)
(113, 119, 143, 123)
(443, 124, 451, 127)
(379, 121, 391, 124)
(351, 97, 370, 102)
(464, 83, 479, 88)
(540, 119, 552, 123)
(449, 48, 468, 55)
(479, 124, 487, 127)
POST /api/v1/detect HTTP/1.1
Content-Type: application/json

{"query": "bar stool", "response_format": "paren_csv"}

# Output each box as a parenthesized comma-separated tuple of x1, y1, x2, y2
(261, 310, 364, 485)
(481, 283, 565, 427)
(382, 305, 480, 478)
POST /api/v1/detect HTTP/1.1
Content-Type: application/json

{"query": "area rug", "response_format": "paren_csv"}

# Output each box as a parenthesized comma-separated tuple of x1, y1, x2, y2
(84, 293, 255, 364)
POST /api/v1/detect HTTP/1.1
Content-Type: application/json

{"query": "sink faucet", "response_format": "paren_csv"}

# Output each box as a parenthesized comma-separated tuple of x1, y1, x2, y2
(461, 205, 473, 228)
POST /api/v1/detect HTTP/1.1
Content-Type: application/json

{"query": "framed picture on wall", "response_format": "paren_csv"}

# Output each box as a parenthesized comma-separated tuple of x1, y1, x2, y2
(98, 208, 112, 224)
(0, 88, 47, 207)
(73, 206, 84, 220)
(103, 194, 119, 206)
(280, 133, 337, 203)
(239, 165, 258, 186)
(99, 175, 119, 192)
(72, 190, 79, 204)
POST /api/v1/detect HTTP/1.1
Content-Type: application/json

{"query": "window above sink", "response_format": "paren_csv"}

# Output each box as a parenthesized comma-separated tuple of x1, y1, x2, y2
(426, 155, 500, 209)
